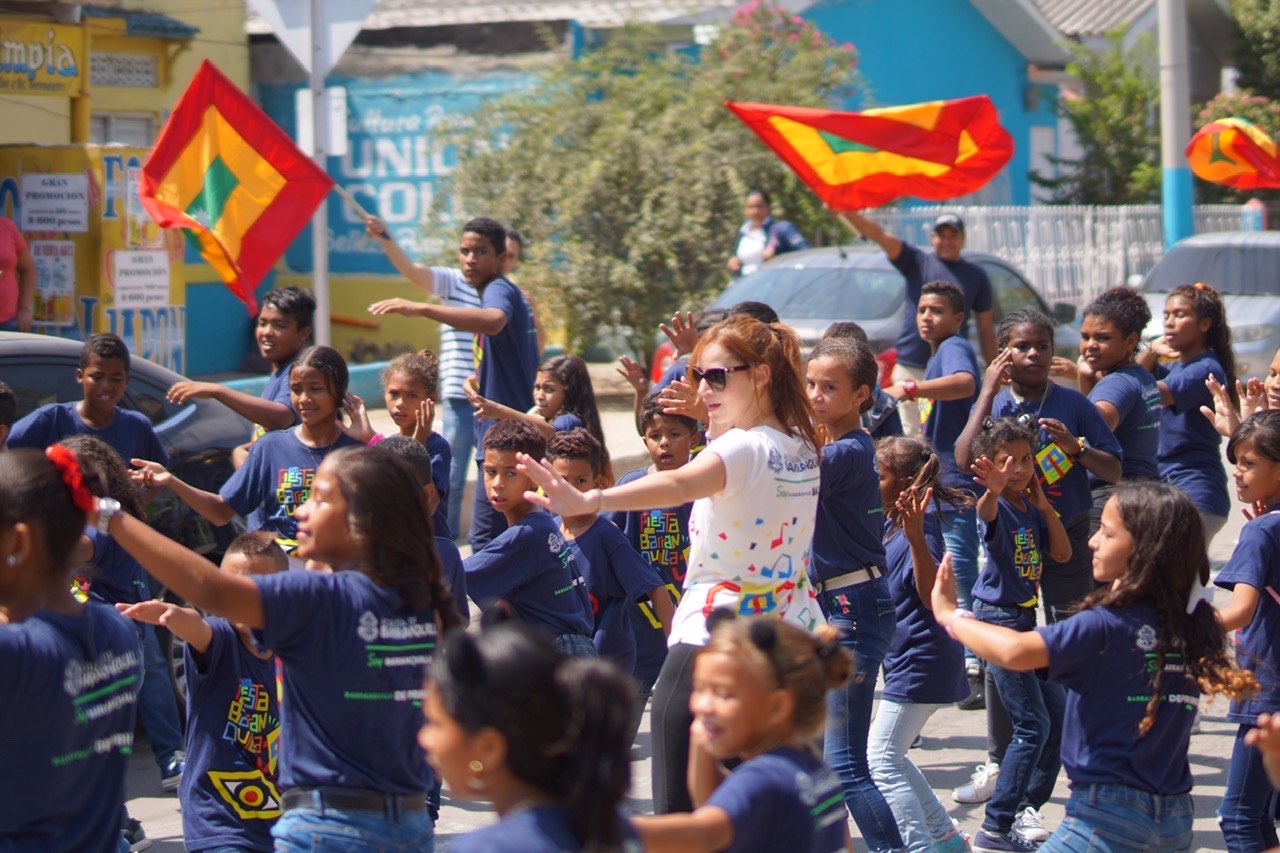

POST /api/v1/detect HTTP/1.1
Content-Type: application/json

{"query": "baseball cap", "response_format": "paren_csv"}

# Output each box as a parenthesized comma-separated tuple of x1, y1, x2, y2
(933, 214, 965, 234)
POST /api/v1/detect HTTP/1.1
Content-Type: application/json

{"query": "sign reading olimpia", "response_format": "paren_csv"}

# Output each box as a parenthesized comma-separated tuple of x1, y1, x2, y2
(0, 21, 85, 97)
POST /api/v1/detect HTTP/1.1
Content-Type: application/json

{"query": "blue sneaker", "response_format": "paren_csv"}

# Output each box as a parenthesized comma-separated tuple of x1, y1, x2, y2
(973, 829, 1039, 852)
(160, 750, 184, 792)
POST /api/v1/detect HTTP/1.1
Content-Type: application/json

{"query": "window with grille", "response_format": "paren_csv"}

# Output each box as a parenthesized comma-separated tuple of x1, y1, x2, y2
(91, 52, 158, 88)
(89, 113, 157, 146)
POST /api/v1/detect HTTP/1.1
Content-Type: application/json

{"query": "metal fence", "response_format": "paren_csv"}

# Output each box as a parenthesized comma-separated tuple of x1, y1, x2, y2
(865, 205, 1257, 306)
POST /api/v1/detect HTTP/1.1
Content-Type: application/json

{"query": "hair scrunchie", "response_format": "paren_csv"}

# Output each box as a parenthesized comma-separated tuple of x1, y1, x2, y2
(45, 445, 95, 515)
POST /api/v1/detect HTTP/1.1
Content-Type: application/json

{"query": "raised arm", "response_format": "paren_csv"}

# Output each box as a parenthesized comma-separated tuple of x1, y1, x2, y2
(955, 349, 1011, 471)
(519, 445, 727, 517)
(116, 599, 214, 654)
(131, 459, 237, 526)
(836, 210, 903, 260)
(930, 554, 1049, 670)
(365, 215, 436, 292)
(105, 511, 264, 628)
(167, 381, 293, 431)
(368, 298, 508, 336)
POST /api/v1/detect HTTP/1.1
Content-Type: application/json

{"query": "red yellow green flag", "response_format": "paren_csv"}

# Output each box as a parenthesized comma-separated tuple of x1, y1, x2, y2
(1185, 116, 1280, 190)
(726, 97, 1013, 209)
(140, 59, 333, 312)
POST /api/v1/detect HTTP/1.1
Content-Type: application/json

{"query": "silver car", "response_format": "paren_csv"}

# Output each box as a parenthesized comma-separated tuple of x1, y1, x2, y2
(1140, 232, 1280, 380)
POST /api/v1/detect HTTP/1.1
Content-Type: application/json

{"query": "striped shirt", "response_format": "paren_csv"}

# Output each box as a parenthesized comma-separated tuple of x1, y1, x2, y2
(431, 267, 482, 400)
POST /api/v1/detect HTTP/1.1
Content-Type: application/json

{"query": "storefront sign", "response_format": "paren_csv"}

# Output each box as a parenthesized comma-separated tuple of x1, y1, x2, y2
(0, 22, 85, 97)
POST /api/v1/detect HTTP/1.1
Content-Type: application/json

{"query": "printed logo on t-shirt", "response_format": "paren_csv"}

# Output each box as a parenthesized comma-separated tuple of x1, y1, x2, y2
(1136, 623, 1158, 652)
(208, 769, 283, 820)
(548, 531, 565, 553)
(347, 612, 436, 704)
(207, 676, 282, 819)
(273, 466, 314, 521)
(638, 508, 689, 584)
(1012, 526, 1043, 583)
(795, 765, 846, 832)
(919, 398, 935, 427)
(62, 648, 141, 730)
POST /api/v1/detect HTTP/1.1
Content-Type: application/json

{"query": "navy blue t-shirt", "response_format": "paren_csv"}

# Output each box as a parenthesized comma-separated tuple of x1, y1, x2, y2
(706, 746, 848, 853)
(923, 336, 980, 491)
(566, 516, 664, 673)
(811, 429, 886, 583)
(253, 570, 438, 794)
(863, 388, 903, 440)
(1215, 506, 1280, 722)
(252, 356, 298, 439)
(891, 244, 994, 368)
(181, 618, 281, 851)
(882, 517, 968, 704)
(991, 383, 1122, 520)
(474, 277, 539, 461)
(550, 412, 585, 432)
(973, 496, 1050, 608)
(450, 806, 642, 853)
(1040, 603, 1199, 794)
(1087, 365, 1161, 483)
(654, 359, 688, 393)
(0, 603, 141, 852)
(606, 467, 690, 682)
(436, 535, 470, 622)
(426, 430, 453, 539)
(84, 525, 149, 606)
(1156, 353, 1229, 517)
(465, 510, 593, 638)
(219, 427, 362, 542)
(8, 401, 169, 465)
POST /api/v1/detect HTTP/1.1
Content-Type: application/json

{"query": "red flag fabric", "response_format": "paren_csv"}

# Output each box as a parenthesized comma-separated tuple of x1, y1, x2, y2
(140, 60, 333, 312)
(726, 97, 1014, 209)
(1186, 116, 1280, 190)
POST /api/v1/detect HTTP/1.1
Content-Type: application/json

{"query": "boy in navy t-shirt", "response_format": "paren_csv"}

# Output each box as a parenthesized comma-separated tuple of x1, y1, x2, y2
(547, 428, 673, 672)
(168, 286, 313, 468)
(8, 333, 169, 466)
(117, 531, 286, 852)
(464, 420, 593, 653)
(367, 217, 539, 551)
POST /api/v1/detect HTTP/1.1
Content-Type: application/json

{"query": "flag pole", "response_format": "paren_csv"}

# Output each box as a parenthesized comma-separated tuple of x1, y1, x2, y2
(309, 0, 331, 346)
(333, 184, 389, 239)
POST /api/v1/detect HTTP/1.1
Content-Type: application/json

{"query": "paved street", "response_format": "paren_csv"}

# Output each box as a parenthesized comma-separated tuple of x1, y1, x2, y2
(123, 370, 1249, 851)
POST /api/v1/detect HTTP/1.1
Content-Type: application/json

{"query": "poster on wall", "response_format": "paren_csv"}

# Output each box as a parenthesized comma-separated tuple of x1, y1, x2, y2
(112, 250, 171, 309)
(29, 240, 75, 325)
(21, 173, 89, 232)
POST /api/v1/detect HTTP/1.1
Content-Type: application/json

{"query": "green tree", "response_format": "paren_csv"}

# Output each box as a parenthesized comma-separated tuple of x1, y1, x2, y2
(434, 2, 858, 362)
(1192, 89, 1280, 202)
(1031, 28, 1161, 204)
(1232, 0, 1280, 100)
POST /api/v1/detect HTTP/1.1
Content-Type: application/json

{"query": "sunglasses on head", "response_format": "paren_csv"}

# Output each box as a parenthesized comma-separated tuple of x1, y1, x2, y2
(690, 364, 751, 391)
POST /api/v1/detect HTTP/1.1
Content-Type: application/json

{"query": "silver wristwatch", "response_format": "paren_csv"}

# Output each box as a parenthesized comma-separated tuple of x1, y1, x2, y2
(96, 497, 122, 534)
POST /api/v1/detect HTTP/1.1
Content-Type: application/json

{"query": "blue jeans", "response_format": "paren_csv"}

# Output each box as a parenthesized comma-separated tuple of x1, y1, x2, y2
(273, 802, 434, 851)
(440, 397, 474, 542)
(819, 578, 905, 853)
(975, 601, 1064, 834)
(1220, 723, 1280, 852)
(939, 506, 979, 661)
(552, 633, 598, 657)
(137, 623, 183, 769)
(868, 699, 956, 852)
(1042, 784, 1192, 852)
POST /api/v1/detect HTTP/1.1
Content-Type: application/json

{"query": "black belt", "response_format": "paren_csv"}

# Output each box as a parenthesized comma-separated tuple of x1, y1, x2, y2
(283, 787, 429, 816)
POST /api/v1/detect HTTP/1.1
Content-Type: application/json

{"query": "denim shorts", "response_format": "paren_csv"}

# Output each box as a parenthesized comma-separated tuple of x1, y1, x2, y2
(553, 632, 598, 658)
(1041, 783, 1193, 852)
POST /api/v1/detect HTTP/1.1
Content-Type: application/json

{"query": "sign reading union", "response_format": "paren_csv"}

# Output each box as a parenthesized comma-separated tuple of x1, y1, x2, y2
(0, 22, 84, 97)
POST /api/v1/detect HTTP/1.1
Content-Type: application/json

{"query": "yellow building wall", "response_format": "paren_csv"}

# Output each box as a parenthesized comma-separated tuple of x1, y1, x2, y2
(0, 95, 72, 145)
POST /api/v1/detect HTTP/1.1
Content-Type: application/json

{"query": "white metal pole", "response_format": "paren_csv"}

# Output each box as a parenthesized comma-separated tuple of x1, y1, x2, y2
(1158, 0, 1194, 247)
(309, 0, 331, 345)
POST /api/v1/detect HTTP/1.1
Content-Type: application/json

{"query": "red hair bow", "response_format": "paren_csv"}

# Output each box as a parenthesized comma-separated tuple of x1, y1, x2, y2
(45, 445, 95, 515)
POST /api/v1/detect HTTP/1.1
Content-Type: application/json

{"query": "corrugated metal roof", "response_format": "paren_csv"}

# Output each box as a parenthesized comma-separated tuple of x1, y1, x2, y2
(1031, 0, 1153, 37)
(245, 0, 745, 36)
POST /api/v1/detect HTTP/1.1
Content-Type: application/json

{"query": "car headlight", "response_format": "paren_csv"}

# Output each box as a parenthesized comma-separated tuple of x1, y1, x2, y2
(1233, 324, 1273, 344)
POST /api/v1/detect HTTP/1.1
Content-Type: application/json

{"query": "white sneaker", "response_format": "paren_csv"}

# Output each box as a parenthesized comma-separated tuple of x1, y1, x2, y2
(1013, 806, 1050, 843)
(953, 761, 1000, 804)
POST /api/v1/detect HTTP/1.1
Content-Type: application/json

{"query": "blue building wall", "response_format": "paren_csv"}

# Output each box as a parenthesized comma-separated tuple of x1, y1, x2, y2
(804, 0, 1058, 205)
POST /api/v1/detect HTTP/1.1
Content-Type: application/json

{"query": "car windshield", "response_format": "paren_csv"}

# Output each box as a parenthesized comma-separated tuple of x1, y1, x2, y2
(712, 265, 905, 320)
(1142, 241, 1280, 296)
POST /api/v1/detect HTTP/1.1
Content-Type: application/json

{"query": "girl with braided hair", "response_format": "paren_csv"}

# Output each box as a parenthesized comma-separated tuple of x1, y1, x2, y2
(933, 481, 1256, 852)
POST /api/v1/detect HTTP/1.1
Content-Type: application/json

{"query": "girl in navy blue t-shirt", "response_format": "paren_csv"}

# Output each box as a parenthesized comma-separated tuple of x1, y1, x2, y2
(133, 345, 362, 556)
(934, 481, 1256, 852)
(105, 445, 466, 851)
(967, 417, 1071, 852)
(420, 621, 641, 852)
(1138, 282, 1239, 547)
(804, 336, 903, 853)
(1213, 411, 1280, 851)
(1060, 287, 1161, 532)
(634, 615, 853, 853)
(0, 447, 143, 852)
(867, 436, 973, 853)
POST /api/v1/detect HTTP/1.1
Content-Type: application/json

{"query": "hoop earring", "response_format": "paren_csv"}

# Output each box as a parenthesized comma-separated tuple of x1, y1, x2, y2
(466, 759, 486, 791)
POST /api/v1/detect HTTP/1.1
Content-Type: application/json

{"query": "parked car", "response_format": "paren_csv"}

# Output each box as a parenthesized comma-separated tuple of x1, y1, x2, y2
(1139, 231, 1280, 379)
(0, 331, 250, 702)
(650, 245, 1078, 385)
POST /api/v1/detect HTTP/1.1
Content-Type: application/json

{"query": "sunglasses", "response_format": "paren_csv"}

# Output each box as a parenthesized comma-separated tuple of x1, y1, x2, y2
(690, 364, 751, 392)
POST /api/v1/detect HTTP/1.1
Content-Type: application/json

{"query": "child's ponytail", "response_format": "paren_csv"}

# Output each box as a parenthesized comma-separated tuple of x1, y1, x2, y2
(554, 658, 636, 851)
(1170, 282, 1239, 406)
(876, 435, 974, 514)
(812, 624, 854, 689)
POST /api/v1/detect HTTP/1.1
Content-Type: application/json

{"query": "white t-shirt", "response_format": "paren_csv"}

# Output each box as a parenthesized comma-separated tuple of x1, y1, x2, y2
(669, 426, 825, 647)
(430, 267, 483, 400)
(735, 226, 768, 276)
